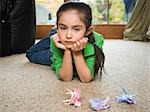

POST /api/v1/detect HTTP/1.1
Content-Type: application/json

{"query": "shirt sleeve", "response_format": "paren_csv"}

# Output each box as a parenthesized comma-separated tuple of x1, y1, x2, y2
(50, 39, 63, 80)
(93, 31, 104, 48)
(85, 54, 95, 79)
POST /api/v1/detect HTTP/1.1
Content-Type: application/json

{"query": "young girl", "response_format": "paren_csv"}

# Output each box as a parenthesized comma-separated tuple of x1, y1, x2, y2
(26, 2, 105, 83)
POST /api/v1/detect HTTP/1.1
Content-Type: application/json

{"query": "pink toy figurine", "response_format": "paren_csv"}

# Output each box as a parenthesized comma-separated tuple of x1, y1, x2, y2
(63, 88, 81, 107)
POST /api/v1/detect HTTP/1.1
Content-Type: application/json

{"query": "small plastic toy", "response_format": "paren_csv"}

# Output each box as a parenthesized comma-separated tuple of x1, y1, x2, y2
(116, 87, 136, 104)
(63, 88, 81, 107)
(89, 96, 111, 111)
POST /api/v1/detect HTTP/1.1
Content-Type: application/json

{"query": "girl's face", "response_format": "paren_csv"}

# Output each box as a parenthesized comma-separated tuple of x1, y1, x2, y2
(57, 10, 87, 49)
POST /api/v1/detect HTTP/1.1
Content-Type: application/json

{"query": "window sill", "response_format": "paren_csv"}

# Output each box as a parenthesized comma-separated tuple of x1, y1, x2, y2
(36, 24, 126, 39)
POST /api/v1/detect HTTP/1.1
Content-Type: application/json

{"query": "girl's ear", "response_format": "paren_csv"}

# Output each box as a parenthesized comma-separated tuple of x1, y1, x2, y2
(85, 26, 93, 36)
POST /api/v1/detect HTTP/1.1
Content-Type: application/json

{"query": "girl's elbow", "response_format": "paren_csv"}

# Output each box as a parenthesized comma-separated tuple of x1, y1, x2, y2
(59, 71, 73, 82)
(81, 78, 92, 83)
(80, 75, 93, 83)
(61, 78, 72, 82)
(59, 74, 73, 82)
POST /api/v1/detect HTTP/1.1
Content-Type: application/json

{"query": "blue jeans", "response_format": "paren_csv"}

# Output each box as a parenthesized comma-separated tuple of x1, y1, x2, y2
(26, 28, 57, 65)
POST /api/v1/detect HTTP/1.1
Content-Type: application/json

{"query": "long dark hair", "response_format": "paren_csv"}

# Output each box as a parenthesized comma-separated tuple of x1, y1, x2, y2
(56, 2, 105, 79)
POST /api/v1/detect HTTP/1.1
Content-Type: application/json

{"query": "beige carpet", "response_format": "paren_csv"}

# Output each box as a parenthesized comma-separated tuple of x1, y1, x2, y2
(0, 39, 150, 112)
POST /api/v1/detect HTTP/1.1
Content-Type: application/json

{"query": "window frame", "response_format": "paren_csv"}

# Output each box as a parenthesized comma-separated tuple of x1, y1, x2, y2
(35, 0, 126, 39)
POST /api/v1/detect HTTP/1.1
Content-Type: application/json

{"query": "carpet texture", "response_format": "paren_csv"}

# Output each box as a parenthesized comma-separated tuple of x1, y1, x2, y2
(0, 39, 149, 112)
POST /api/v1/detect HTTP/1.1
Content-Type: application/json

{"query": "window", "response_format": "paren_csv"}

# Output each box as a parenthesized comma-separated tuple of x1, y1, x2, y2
(35, 0, 134, 25)
(35, 0, 63, 24)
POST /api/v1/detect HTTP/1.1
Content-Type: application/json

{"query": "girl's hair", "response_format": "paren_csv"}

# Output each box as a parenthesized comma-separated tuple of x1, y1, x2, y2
(56, 2, 105, 79)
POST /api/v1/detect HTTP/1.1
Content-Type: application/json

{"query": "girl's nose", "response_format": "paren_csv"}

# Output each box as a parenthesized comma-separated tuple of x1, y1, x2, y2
(66, 30, 72, 39)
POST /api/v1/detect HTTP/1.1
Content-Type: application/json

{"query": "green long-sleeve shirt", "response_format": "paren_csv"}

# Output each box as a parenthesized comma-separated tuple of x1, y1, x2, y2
(50, 31, 104, 80)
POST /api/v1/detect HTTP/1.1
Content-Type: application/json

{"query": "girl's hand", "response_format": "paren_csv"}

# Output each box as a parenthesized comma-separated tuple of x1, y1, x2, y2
(52, 33, 66, 50)
(71, 37, 88, 52)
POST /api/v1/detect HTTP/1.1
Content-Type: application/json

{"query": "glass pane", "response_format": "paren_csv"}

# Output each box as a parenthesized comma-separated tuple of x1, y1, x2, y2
(109, 0, 125, 24)
(35, 0, 130, 24)
(81, 0, 126, 24)
(35, 0, 63, 25)
(123, 0, 136, 23)
(81, 0, 109, 24)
